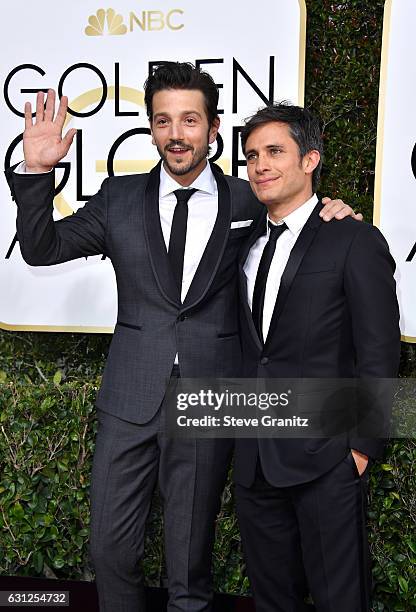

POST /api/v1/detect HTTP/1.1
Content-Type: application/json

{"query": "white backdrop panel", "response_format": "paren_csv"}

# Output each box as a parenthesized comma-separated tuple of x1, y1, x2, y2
(0, 0, 305, 331)
(375, 0, 416, 342)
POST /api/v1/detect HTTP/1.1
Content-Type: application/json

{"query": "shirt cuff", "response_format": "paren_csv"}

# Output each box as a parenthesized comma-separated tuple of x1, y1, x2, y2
(14, 161, 53, 174)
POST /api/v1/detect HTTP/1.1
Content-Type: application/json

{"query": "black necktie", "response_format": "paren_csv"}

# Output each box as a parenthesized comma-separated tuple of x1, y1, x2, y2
(168, 188, 197, 294)
(252, 221, 288, 343)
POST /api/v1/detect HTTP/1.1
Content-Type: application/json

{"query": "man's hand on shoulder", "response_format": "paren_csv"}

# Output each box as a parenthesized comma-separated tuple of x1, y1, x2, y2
(320, 197, 363, 222)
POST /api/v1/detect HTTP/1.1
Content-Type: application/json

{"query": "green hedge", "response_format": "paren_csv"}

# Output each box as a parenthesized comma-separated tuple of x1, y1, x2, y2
(1, 1, 416, 610)
(1, 379, 415, 610)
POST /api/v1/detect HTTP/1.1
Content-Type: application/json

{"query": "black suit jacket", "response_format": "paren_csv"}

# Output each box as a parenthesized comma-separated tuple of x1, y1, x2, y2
(6, 161, 262, 423)
(234, 200, 401, 488)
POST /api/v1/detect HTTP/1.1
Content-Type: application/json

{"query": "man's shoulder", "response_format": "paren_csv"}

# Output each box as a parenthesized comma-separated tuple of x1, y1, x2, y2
(222, 174, 262, 217)
(320, 215, 377, 238)
(106, 172, 149, 188)
(318, 216, 391, 256)
(222, 174, 250, 191)
(100, 172, 150, 199)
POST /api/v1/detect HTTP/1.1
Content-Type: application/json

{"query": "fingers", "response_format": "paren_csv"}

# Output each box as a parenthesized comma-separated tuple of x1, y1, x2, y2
(320, 198, 364, 222)
(24, 102, 33, 129)
(55, 95, 69, 130)
(320, 198, 345, 221)
(35, 91, 45, 123)
(333, 203, 359, 220)
(320, 198, 359, 221)
(44, 89, 55, 122)
(319, 197, 336, 219)
(61, 128, 77, 153)
(333, 207, 354, 219)
(334, 206, 352, 219)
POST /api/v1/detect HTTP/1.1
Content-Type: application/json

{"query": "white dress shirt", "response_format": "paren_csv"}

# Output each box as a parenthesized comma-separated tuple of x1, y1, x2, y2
(158, 162, 218, 302)
(244, 194, 318, 341)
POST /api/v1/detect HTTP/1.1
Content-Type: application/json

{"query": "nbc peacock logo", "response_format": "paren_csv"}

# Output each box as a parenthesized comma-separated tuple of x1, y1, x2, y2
(85, 8, 128, 36)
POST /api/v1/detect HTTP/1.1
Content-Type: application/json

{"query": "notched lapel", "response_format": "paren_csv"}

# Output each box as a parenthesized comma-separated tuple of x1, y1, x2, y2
(238, 210, 267, 350)
(265, 202, 323, 347)
(143, 161, 181, 307)
(182, 168, 232, 310)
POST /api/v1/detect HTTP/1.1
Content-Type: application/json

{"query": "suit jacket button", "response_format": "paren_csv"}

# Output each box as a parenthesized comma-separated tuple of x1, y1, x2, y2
(260, 357, 269, 365)
(178, 314, 187, 322)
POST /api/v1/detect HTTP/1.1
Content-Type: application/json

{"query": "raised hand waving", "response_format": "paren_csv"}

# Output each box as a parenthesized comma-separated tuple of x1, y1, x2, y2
(23, 89, 77, 173)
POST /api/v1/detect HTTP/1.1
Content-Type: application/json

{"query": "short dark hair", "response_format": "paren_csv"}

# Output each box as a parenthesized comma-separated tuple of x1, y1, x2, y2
(144, 62, 219, 127)
(241, 102, 324, 192)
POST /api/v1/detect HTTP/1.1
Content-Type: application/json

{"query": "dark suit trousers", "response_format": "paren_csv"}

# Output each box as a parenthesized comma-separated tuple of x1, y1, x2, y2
(235, 456, 371, 612)
(89, 371, 233, 612)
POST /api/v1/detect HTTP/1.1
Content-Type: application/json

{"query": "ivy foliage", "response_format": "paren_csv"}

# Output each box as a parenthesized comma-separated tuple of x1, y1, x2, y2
(1, 1, 415, 610)
(306, 0, 385, 220)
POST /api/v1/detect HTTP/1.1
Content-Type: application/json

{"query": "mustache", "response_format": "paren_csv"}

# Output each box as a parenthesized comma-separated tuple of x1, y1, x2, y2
(165, 141, 193, 151)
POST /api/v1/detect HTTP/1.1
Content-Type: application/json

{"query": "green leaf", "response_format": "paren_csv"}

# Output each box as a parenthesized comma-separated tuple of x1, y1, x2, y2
(11, 502, 25, 521)
(33, 551, 44, 574)
(407, 539, 416, 554)
(398, 576, 408, 593)
(380, 464, 394, 471)
(53, 371, 62, 385)
(52, 557, 65, 569)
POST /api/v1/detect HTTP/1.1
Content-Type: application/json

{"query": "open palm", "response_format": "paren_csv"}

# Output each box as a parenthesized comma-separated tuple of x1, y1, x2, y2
(23, 89, 76, 172)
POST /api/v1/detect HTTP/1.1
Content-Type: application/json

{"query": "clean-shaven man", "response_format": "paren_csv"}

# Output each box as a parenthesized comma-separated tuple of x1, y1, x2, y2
(6, 64, 357, 611)
(234, 103, 401, 612)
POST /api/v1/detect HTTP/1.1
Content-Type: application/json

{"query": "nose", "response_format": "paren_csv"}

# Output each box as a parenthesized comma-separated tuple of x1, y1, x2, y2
(169, 119, 185, 141)
(254, 151, 270, 174)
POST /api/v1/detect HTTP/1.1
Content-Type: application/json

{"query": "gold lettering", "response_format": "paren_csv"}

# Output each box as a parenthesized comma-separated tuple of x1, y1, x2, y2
(147, 10, 164, 31)
(129, 11, 146, 31)
(167, 9, 184, 30)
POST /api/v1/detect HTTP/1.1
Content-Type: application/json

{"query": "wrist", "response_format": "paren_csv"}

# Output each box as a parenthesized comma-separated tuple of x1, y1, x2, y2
(25, 164, 53, 173)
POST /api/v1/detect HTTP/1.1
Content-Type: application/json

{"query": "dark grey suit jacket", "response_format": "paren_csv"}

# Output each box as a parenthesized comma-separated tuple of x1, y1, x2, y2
(6, 161, 262, 423)
(234, 200, 401, 488)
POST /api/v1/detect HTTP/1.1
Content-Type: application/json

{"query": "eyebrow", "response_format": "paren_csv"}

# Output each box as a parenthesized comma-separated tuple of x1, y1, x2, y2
(245, 143, 285, 156)
(153, 110, 203, 119)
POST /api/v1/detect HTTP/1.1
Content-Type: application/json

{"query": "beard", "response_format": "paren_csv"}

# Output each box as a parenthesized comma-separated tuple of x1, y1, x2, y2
(157, 140, 209, 176)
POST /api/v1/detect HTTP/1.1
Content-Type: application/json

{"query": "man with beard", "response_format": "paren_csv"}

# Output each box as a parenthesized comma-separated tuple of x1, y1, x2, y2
(6, 63, 358, 611)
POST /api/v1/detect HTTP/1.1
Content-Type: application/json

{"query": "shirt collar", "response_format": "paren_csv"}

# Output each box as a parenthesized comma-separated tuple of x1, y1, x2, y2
(267, 193, 318, 237)
(159, 161, 217, 198)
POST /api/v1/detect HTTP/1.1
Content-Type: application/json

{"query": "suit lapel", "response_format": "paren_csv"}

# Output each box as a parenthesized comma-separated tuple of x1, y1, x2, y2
(239, 208, 267, 268)
(143, 161, 181, 307)
(264, 201, 323, 349)
(238, 209, 268, 351)
(182, 165, 232, 310)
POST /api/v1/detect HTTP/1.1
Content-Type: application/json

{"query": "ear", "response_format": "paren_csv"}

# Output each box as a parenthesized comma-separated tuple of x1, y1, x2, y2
(303, 150, 320, 176)
(149, 120, 156, 146)
(208, 117, 220, 144)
